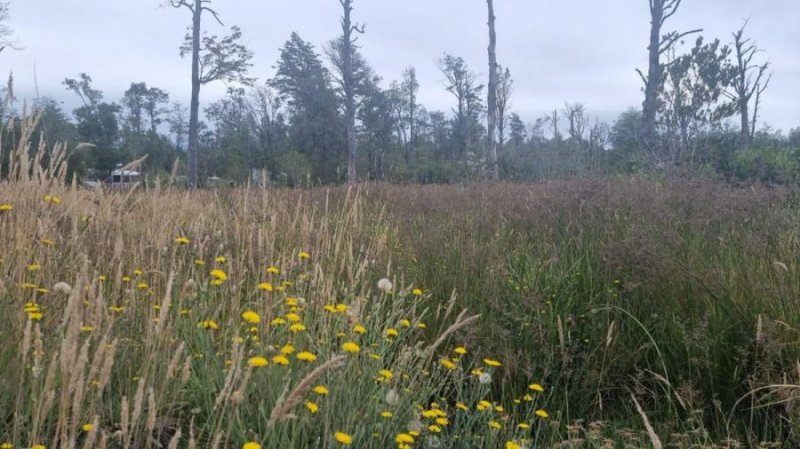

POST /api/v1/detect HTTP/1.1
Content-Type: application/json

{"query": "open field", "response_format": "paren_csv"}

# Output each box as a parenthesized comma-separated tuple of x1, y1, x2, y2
(1, 176, 799, 449)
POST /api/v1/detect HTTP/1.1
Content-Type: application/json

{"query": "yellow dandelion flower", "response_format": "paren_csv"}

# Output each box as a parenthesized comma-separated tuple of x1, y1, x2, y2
(454, 346, 467, 355)
(210, 269, 227, 282)
(194, 259, 206, 267)
(412, 288, 423, 296)
(243, 442, 261, 449)
(215, 256, 227, 263)
(395, 433, 414, 444)
(31, 445, 45, 449)
(280, 344, 295, 354)
(385, 328, 399, 338)
(286, 312, 301, 322)
(81, 423, 94, 432)
(241, 310, 261, 324)
(535, 409, 549, 419)
(439, 358, 457, 370)
(477, 400, 492, 411)
(27, 263, 42, 272)
(44, 194, 61, 205)
(289, 323, 306, 333)
(248, 356, 268, 367)
(353, 324, 367, 334)
(313, 385, 329, 395)
(435, 417, 449, 426)
(399, 319, 412, 327)
(489, 420, 502, 430)
(323, 304, 337, 313)
(298, 251, 311, 260)
(341, 342, 361, 353)
(506, 441, 522, 449)
(456, 402, 468, 411)
(80, 325, 94, 333)
(333, 431, 352, 445)
(517, 423, 530, 430)
(378, 369, 393, 381)
(495, 405, 504, 412)
(0, 204, 13, 212)
(175, 236, 190, 245)
(266, 266, 280, 275)
(296, 351, 317, 362)
(137, 282, 149, 290)
(483, 358, 502, 367)
(198, 320, 219, 330)
(272, 355, 290, 366)
(285, 297, 298, 307)
(381, 411, 393, 418)
(271, 317, 287, 326)
(428, 424, 441, 433)
(257, 282, 273, 292)
(305, 401, 319, 413)
(417, 322, 427, 329)
(0, 442, 12, 449)
(529, 383, 545, 392)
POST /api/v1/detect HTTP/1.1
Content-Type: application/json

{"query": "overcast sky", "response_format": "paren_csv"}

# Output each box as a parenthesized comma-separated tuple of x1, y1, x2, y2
(2, 0, 798, 132)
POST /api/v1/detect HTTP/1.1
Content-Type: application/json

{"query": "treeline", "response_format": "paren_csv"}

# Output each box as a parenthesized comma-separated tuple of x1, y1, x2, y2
(1, 1, 799, 185)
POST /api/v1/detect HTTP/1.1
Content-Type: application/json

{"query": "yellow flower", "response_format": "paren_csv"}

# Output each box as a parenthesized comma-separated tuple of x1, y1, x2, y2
(353, 324, 367, 334)
(215, 256, 227, 263)
(488, 420, 502, 430)
(0, 442, 12, 449)
(242, 310, 261, 324)
(341, 342, 361, 353)
(271, 317, 287, 326)
(305, 401, 319, 413)
(435, 417, 449, 426)
(258, 282, 273, 291)
(44, 194, 61, 205)
(529, 383, 545, 392)
(454, 346, 467, 355)
(439, 358, 457, 370)
(456, 402, 468, 411)
(399, 319, 412, 327)
(134, 269, 143, 276)
(137, 282, 149, 290)
(210, 269, 227, 282)
(298, 251, 311, 260)
(31, 445, 45, 449)
(27, 263, 42, 272)
(381, 411, 393, 418)
(280, 344, 295, 354)
(412, 288, 423, 296)
(286, 312, 301, 322)
(517, 423, 530, 430)
(198, 320, 219, 330)
(81, 423, 94, 432)
(194, 259, 206, 267)
(483, 358, 502, 367)
(175, 236, 190, 245)
(266, 266, 280, 274)
(243, 442, 261, 449)
(535, 409, 550, 419)
(333, 432, 352, 445)
(378, 369, 393, 381)
(272, 355, 290, 366)
(477, 400, 492, 411)
(0, 204, 13, 212)
(313, 385, 329, 395)
(289, 323, 306, 333)
(297, 351, 317, 362)
(395, 433, 414, 445)
(248, 356, 268, 367)
(506, 441, 522, 449)
(41, 239, 55, 246)
(335, 303, 348, 313)
(385, 328, 399, 338)
(522, 394, 534, 401)
(428, 424, 441, 433)
(285, 297, 298, 307)
(80, 325, 94, 333)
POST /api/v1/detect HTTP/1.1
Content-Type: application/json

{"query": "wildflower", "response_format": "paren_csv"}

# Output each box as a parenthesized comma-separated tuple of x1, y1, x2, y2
(280, 344, 295, 354)
(517, 423, 530, 430)
(341, 342, 361, 353)
(175, 236, 190, 245)
(298, 251, 311, 260)
(285, 297, 298, 307)
(27, 263, 42, 272)
(286, 312, 301, 322)
(333, 431, 352, 445)
(478, 372, 492, 384)
(0, 442, 12, 449)
(258, 282, 273, 292)
(215, 256, 227, 263)
(98, 275, 108, 282)
(535, 409, 549, 419)
(198, 320, 219, 330)
(529, 383, 545, 392)
(80, 325, 94, 333)
(399, 319, 412, 327)
(313, 385, 329, 395)
(385, 328, 399, 338)
(489, 420, 502, 430)
(137, 282, 149, 290)
(44, 194, 61, 205)
(297, 351, 317, 362)
(243, 442, 261, 449)
(522, 394, 534, 402)
(454, 346, 467, 355)
(266, 266, 280, 275)
(0, 204, 13, 212)
(412, 288, 423, 296)
(289, 323, 306, 333)
(271, 317, 287, 326)
(194, 260, 206, 267)
(377, 278, 393, 292)
(385, 388, 400, 405)
(272, 355, 290, 366)
(456, 402, 468, 411)
(435, 417, 448, 426)
(210, 269, 227, 284)
(495, 405, 504, 412)
(305, 401, 319, 413)
(248, 356, 268, 368)
(483, 358, 502, 367)
(379, 369, 394, 382)
(41, 239, 55, 246)
(440, 358, 457, 370)
(335, 303, 348, 313)
(477, 400, 492, 411)
(133, 269, 143, 277)
(242, 310, 261, 324)
(428, 424, 441, 433)
(353, 324, 367, 334)
(81, 423, 94, 432)
(31, 445, 45, 449)
(395, 433, 415, 445)
(506, 442, 522, 449)
(417, 322, 427, 329)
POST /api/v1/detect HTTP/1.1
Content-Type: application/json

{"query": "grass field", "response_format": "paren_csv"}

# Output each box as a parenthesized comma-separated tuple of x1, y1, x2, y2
(2, 115, 800, 449)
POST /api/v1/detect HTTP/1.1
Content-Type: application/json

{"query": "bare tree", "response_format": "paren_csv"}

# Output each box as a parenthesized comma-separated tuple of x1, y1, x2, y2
(486, 0, 499, 180)
(337, 0, 365, 183)
(638, 0, 702, 151)
(0, 1, 17, 53)
(564, 102, 587, 143)
(496, 66, 513, 152)
(727, 21, 771, 150)
(168, 0, 252, 188)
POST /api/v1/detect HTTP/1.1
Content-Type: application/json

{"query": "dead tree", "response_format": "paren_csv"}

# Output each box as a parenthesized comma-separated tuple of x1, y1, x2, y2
(338, 0, 365, 183)
(486, 0, 499, 180)
(496, 67, 513, 152)
(728, 21, 771, 150)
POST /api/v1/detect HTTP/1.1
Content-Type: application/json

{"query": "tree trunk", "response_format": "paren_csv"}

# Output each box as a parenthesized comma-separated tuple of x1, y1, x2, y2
(342, 0, 358, 183)
(187, 0, 202, 188)
(642, 0, 664, 151)
(486, 0, 499, 180)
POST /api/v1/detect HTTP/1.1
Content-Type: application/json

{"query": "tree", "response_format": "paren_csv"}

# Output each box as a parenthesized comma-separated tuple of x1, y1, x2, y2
(166, 102, 188, 151)
(400, 67, 419, 158)
(486, 0, 499, 180)
(336, 0, 365, 183)
(496, 66, 513, 152)
(728, 21, 771, 150)
(438, 54, 484, 160)
(63, 74, 122, 173)
(0, 1, 17, 53)
(169, 0, 253, 187)
(639, 0, 702, 151)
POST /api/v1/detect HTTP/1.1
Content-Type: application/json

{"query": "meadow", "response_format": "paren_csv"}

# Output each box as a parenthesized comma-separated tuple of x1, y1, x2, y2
(2, 115, 800, 449)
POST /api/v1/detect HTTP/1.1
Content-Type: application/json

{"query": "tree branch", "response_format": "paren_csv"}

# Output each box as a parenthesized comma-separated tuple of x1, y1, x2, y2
(635, 68, 648, 86)
(202, 6, 225, 26)
(659, 28, 702, 54)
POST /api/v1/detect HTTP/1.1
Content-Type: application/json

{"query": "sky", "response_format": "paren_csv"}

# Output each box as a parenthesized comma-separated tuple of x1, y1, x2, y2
(2, 0, 798, 133)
